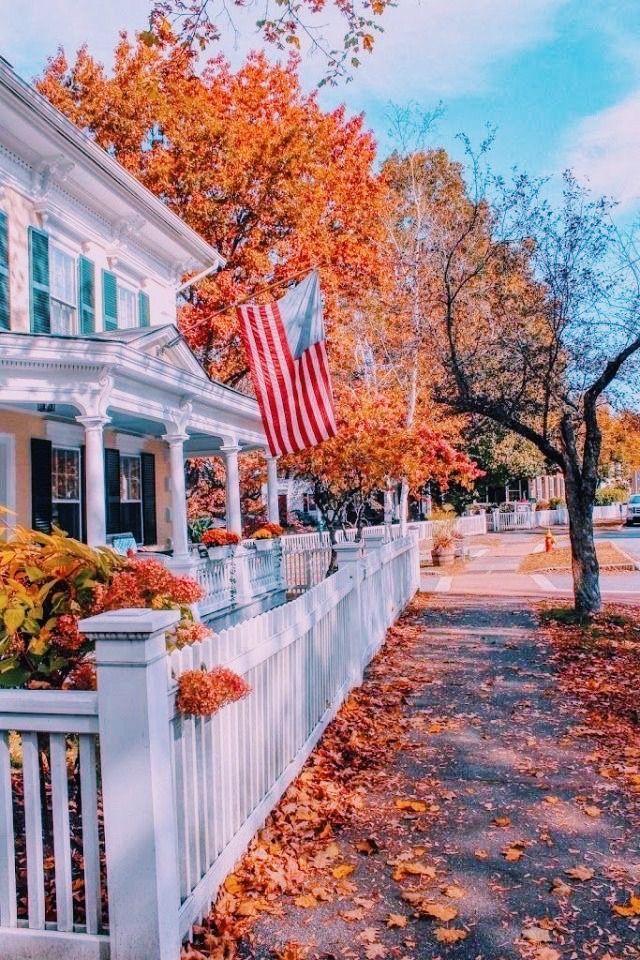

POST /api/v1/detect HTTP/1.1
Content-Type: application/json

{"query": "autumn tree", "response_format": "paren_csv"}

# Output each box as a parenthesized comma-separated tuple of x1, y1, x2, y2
(146, 0, 393, 85)
(283, 387, 479, 540)
(598, 408, 640, 480)
(186, 451, 267, 529)
(403, 144, 640, 615)
(38, 34, 386, 384)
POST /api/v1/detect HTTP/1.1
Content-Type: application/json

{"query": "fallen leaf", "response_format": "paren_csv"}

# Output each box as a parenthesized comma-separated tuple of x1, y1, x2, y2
(522, 925, 552, 943)
(294, 894, 318, 909)
(356, 838, 379, 856)
(392, 861, 436, 881)
(583, 805, 602, 818)
(474, 848, 489, 860)
(358, 928, 379, 944)
(612, 893, 640, 917)
(386, 913, 408, 928)
(536, 949, 561, 960)
(332, 864, 355, 880)
(543, 795, 560, 805)
(401, 891, 424, 906)
(491, 816, 511, 827)
(419, 902, 458, 922)
(503, 842, 526, 862)
(434, 927, 468, 943)
(395, 798, 428, 813)
(236, 900, 259, 917)
(565, 865, 595, 882)
(442, 884, 465, 899)
(275, 944, 309, 960)
(340, 908, 366, 922)
(550, 877, 572, 897)
(224, 875, 243, 895)
(313, 842, 341, 867)
(364, 945, 386, 960)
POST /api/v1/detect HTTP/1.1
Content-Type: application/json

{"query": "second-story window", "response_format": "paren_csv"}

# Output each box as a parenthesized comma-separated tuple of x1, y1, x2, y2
(117, 283, 137, 329)
(50, 245, 77, 335)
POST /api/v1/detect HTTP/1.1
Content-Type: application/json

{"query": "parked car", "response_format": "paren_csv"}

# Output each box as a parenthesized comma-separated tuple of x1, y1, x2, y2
(625, 494, 640, 525)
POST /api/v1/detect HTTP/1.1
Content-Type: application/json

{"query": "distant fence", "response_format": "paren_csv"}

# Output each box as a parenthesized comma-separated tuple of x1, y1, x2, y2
(0, 533, 420, 960)
(490, 504, 625, 532)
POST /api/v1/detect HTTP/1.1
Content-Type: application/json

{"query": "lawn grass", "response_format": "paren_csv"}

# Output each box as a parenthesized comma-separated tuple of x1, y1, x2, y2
(520, 540, 636, 573)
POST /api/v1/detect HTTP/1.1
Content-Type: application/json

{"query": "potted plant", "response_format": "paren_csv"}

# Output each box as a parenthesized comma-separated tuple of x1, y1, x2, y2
(431, 529, 455, 566)
(252, 528, 274, 551)
(201, 528, 240, 560)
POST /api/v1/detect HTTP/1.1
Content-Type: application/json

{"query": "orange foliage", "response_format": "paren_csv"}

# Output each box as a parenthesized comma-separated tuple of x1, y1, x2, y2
(38, 36, 386, 384)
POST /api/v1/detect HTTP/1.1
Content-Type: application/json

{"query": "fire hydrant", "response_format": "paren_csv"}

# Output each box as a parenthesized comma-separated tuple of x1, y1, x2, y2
(544, 528, 555, 553)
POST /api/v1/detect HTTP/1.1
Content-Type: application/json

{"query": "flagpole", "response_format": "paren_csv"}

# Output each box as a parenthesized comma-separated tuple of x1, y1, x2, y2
(205, 265, 321, 321)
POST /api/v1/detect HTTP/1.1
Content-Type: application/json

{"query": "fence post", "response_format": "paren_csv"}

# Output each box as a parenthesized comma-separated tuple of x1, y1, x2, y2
(79, 608, 181, 960)
(335, 541, 366, 686)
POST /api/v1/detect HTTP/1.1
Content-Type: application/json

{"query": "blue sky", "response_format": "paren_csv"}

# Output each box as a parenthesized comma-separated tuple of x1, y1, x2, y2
(1, 0, 639, 211)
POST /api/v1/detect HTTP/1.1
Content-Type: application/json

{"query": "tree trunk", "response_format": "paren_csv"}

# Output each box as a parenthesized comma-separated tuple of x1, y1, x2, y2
(564, 471, 601, 615)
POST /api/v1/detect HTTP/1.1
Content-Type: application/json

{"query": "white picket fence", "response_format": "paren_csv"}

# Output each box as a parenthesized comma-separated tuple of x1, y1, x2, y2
(491, 504, 625, 532)
(0, 533, 419, 960)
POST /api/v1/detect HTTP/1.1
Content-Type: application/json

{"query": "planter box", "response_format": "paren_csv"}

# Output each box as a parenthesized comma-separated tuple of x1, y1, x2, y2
(432, 547, 455, 566)
(255, 539, 274, 552)
(207, 545, 232, 561)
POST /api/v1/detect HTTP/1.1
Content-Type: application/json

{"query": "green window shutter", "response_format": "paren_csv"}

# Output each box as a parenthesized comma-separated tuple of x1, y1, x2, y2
(78, 256, 96, 334)
(28, 226, 50, 334)
(102, 269, 118, 330)
(0, 211, 9, 330)
(138, 290, 150, 328)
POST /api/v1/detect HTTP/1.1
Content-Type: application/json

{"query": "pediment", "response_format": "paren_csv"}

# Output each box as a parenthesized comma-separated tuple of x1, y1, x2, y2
(125, 325, 207, 378)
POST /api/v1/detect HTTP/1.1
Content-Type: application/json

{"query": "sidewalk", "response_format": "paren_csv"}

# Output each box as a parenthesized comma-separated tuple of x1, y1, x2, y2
(191, 596, 640, 959)
(421, 531, 640, 601)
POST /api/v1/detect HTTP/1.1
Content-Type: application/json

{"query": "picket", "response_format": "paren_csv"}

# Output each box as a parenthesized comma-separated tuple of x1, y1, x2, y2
(0, 692, 107, 958)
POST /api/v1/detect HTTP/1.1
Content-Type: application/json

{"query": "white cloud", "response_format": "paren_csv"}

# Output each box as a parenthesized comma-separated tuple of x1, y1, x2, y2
(1, 0, 565, 97)
(313, 0, 567, 100)
(562, 90, 640, 210)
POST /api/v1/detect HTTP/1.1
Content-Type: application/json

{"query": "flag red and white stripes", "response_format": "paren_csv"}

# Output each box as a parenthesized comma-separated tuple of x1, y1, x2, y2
(237, 272, 337, 457)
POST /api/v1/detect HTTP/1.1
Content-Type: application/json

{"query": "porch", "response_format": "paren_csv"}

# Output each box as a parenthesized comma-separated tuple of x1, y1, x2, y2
(0, 328, 284, 622)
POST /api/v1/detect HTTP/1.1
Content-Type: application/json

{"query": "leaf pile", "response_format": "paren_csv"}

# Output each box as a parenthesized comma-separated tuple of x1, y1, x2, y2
(539, 603, 640, 795)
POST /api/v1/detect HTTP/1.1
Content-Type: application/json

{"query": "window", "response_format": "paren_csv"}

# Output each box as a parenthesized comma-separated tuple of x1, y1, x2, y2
(117, 284, 137, 329)
(51, 446, 81, 540)
(120, 455, 142, 502)
(120, 455, 143, 543)
(52, 447, 80, 501)
(50, 245, 77, 335)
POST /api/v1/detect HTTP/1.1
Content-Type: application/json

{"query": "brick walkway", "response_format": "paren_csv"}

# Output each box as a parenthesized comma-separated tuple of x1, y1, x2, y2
(234, 596, 640, 959)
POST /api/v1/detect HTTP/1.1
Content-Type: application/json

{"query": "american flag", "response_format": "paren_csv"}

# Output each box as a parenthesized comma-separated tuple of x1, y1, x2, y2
(237, 272, 337, 457)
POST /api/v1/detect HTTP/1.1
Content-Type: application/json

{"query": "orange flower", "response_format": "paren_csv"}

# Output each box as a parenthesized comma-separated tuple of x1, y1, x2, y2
(176, 666, 251, 716)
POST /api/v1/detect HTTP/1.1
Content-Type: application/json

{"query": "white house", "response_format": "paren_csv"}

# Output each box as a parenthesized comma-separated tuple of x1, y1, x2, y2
(0, 58, 281, 568)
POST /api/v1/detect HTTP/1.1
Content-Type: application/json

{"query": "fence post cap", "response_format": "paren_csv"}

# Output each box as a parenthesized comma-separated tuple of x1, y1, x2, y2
(79, 608, 180, 636)
(334, 541, 363, 558)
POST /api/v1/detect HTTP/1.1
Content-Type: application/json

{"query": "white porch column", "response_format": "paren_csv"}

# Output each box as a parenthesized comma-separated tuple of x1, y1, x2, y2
(222, 443, 242, 536)
(163, 433, 189, 559)
(266, 454, 280, 525)
(76, 415, 109, 546)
